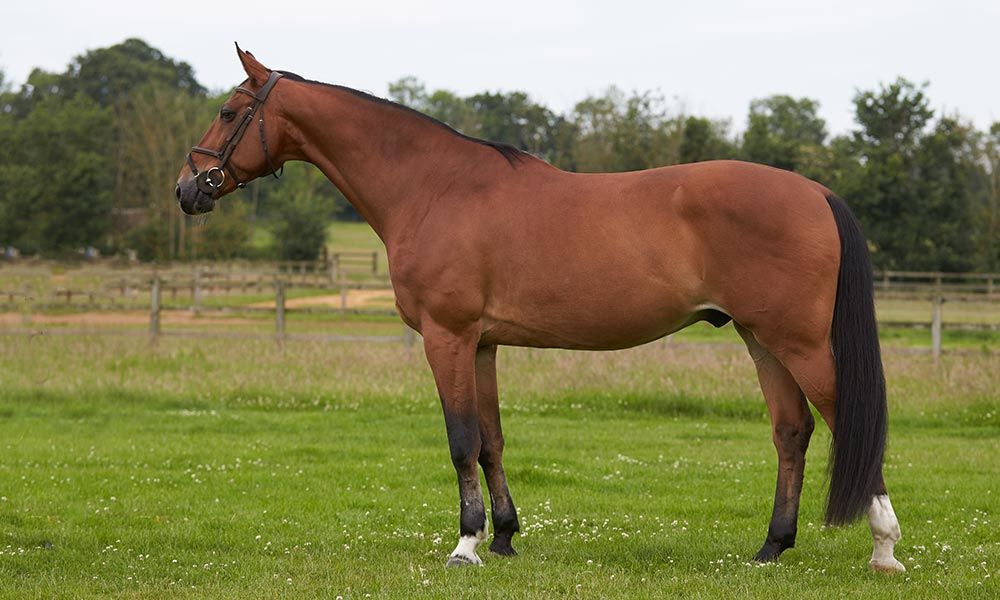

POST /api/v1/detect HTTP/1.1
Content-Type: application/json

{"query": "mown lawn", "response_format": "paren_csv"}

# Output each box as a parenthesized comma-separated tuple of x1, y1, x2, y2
(0, 337, 996, 598)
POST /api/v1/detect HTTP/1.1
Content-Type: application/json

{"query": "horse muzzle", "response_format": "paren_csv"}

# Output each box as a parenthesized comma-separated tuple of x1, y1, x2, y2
(176, 178, 216, 215)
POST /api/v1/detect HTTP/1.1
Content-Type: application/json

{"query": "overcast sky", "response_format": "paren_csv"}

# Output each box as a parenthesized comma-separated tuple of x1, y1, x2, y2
(2, 0, 997, 136)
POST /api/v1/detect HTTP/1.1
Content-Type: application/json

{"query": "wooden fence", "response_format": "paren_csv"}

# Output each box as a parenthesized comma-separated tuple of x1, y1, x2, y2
(1, 260, 997, 357)
(874, 270, 998, 300)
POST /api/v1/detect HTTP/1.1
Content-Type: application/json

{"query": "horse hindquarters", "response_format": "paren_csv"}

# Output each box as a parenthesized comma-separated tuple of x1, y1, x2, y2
(746, 194, 903, 572)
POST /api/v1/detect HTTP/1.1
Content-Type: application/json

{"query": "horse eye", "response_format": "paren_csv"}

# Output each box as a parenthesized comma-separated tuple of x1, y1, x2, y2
(220, 108, 236, 122)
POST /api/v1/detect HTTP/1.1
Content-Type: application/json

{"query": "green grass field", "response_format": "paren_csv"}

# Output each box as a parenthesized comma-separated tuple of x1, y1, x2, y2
(0, 335, 996, 598)
(326, 221, 390, 275)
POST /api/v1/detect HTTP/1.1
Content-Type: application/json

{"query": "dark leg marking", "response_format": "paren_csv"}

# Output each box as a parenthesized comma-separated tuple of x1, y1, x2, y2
(736, 324, 815, 563)
(755, 415, 815, 562)
(423, 324, 488, 567)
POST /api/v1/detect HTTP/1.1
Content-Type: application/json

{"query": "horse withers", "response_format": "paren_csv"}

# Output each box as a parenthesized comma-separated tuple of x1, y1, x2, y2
(176, 45, 904, 573)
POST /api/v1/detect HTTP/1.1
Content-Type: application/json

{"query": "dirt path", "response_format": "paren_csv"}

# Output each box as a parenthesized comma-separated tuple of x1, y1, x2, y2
(247, 289, 397, 310)
(0, 311, 258, 327)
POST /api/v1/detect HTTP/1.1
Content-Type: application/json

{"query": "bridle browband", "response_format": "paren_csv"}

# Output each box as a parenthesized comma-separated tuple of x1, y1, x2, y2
(186, 70, 284, 196)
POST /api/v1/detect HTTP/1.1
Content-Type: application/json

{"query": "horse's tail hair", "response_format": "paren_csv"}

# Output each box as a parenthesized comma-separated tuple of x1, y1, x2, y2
(824, 193, 887, 526)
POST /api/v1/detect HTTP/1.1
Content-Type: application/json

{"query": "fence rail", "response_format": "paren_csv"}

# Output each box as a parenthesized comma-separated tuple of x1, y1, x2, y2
(2, 261, 998, 358)
(874, 270, 999, 299)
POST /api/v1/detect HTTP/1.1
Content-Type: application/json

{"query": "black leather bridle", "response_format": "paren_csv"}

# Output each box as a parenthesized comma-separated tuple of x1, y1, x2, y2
(186, 71, 284, 196)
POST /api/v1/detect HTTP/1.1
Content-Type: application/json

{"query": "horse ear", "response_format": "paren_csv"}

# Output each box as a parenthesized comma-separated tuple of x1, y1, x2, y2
(235, 42, 269, 86)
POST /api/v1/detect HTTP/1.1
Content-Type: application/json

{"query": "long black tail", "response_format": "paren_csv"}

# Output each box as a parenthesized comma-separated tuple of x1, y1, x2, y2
(824, 194, 887, 526)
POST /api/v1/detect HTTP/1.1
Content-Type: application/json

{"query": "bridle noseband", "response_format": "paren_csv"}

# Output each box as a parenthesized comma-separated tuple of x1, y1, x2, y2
(186, 71, 284, 196)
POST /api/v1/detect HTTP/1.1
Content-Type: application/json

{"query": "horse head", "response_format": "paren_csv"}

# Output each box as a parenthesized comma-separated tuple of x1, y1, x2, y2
(175, 44, 287, 215)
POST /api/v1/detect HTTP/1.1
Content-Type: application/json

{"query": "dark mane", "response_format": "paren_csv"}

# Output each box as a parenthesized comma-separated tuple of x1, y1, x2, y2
(275, 70, 528, 167)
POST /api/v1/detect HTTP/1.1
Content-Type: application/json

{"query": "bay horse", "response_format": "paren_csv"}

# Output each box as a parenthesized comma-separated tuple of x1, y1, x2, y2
(176, 46, 904, 573)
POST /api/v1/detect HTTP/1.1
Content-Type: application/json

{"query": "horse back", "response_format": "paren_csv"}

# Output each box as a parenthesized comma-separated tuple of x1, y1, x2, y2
(391, 160, 839, 351)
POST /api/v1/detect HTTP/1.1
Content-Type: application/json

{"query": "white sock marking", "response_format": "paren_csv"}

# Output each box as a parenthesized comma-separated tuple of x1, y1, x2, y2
(868, 494, 905, 572)
(448, 524, 488, 566)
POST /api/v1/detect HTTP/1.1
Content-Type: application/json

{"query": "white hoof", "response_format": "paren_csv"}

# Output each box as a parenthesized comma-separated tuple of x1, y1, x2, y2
(868, 495, 904, 575)
(869, 557, 906, 573)
(446, 553, 483, 567)
(446, 534, 484, 567)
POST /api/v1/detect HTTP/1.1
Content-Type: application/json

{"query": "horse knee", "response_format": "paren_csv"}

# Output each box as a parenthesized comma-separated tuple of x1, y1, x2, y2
(477, 435, 504, 469)
(773, 417, 814, 454)
(450, 443, 479, 472)
(445, 418, 482, 472)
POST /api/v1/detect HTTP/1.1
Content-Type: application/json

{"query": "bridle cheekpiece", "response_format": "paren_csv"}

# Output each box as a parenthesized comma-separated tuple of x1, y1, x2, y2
(186, 70, 284, 196)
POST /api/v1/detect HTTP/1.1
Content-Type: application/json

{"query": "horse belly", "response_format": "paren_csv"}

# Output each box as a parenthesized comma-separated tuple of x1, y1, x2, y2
(481, 267, 706, 350)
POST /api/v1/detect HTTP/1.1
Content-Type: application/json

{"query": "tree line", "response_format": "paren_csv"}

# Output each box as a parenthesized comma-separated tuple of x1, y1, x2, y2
(1, 39, 997, 270)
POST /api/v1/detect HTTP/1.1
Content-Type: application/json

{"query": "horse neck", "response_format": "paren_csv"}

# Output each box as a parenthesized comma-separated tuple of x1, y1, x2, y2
(278, 81, 518, 244)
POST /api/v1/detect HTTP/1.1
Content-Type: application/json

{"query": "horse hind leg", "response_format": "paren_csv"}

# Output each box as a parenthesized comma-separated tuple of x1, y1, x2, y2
(736, 325, 815, 562)
(779, 343, 905, 573)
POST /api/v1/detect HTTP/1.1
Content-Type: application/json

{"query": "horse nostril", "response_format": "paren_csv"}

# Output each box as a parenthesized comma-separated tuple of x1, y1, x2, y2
(175, 184, 182, 201)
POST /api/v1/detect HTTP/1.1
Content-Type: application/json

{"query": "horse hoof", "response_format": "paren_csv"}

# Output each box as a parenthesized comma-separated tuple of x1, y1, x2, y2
(446, 554, 483, 568)
(870, 558, 905, 573)
(489, 541, 517, 557)
(752, 545, 782, 563)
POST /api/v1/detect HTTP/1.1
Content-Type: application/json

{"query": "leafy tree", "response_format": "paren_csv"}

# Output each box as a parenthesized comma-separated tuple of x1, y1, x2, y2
(187, 200, 253, 260)
(843, 79, 933, 269)
(387, 76, 427, 109)
(0, 39, 207, 256)
(3, 46, 999, 272)
(972, 123, 1000, 271)
(742, 95, 827, 176)
(679, 116, 738, 163)
(572, 87, 683, 172)
(854, 80, 933, 155)
(0, 92, 114, 254)
(465, 91, 570, 163)
(118, 84, 221, 259)
(268, 163, 341, 260)
(820, 134, 866, 197)
(423, 90, 477, 132)
(839, 79, 984, 270)
(389, 77, 574, 166)
(907, 117, 978, 271)
(68, 38, 204, 108)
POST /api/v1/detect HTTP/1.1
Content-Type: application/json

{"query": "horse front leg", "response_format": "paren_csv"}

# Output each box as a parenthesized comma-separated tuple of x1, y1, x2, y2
(474, 345, 520, 556)
(423, 322, 488, 567)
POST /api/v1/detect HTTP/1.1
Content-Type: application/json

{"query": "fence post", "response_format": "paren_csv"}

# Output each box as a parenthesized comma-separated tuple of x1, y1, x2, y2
(193, 266, 203, 314)
(20, 284, 32, 326)
(275, 279, 286, 340)
(330, 254, 340, 284)
(372, 251, 378, 276)
(403, 325, 416, 348)
(150, 276, 161, 342)
(340, 285, 349, 315)
(931, 296, 943, 363)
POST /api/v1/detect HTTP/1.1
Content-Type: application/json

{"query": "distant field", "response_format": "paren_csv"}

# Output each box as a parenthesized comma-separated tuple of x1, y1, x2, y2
(877, 297, 1000, 326)
(326, 220, 385, 254)
(326, 221, 390, 274)
(0, 336, 996, 598)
